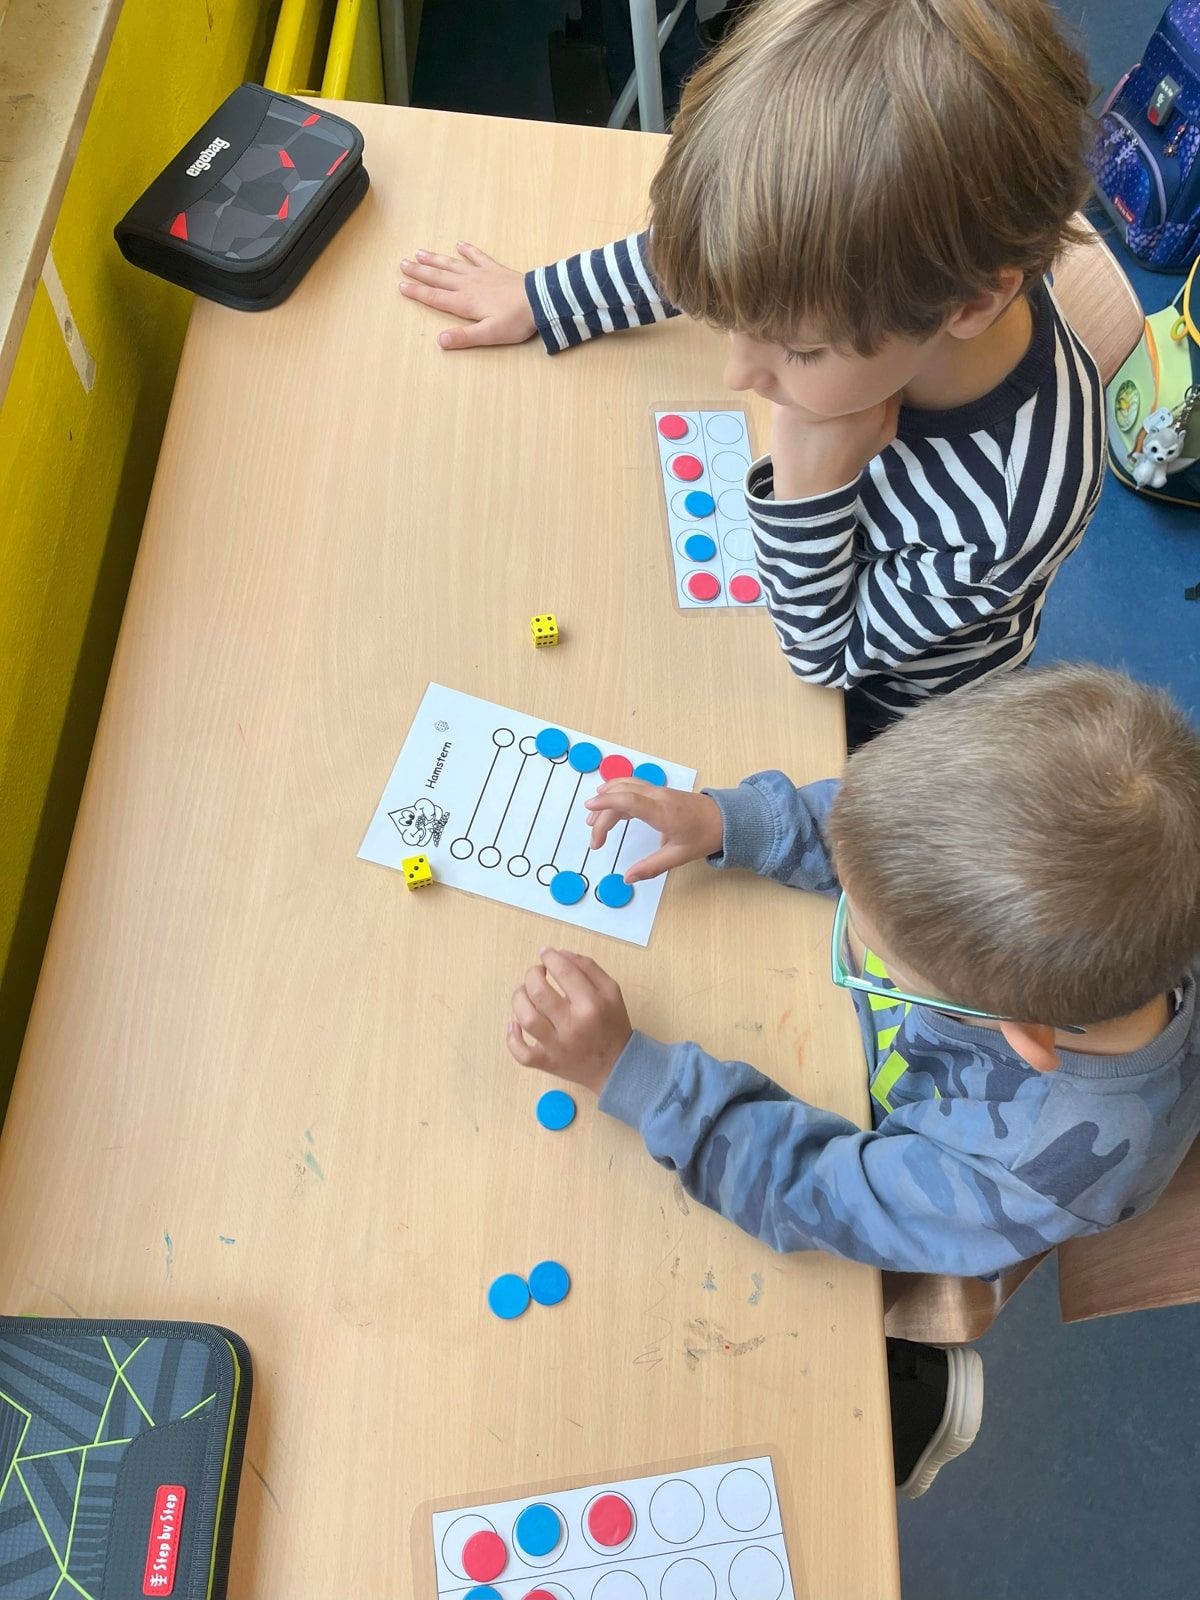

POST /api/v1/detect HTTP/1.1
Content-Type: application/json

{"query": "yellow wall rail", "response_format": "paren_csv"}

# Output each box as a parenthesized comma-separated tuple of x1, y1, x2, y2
(265, 0, 384, 101)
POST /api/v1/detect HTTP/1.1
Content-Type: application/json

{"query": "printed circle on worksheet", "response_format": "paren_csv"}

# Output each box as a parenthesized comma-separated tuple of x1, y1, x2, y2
(582, 1492, 636, 1555)
(568, 741, 602, 773)
(506, 854, 531, 878)
(450, 838, 474, 860)
(536, 864, 557, 887)
(536, 727, 570, 760)
(492, 728, 515, 748)
(512, 1502, 566, 1565)
(715, 1467, 772, 1533)
(441, 1514, 499, 1581)
(727, 1546, 784, 1600)
(591, 1573, 647, 1600)
(718, 488, 747, 518)
(657, 413, 693, 441)
(648, 1479, 705, 1544)
(519, 735, 540, 756)
(678, 531, 717, 563)
(596, 874, 633, 909)
(704, 412, 745, 444)
(710, 451, 747, 482)
(683, 571, 721, 604)
(599, 754, 633, 781)
(660, 1559, 717, 1600)
(722, 526, 756, 562)
(729, 572, 762, 605)
(668, 453, 704, 481)
(550, 871, 588, 906)
(478, 846, 502, 869)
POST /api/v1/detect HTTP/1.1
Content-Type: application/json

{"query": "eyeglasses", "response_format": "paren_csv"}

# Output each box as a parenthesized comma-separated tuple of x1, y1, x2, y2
(829, 891, 1086, 1034)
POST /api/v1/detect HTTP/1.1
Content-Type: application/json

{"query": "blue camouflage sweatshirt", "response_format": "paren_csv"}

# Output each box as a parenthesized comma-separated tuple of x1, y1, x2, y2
(598, 772, 1200, 1276)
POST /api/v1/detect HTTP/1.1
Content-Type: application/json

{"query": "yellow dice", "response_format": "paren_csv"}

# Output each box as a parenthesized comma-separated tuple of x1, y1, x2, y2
(531, 613, 559, 648)
(403, 854, 432, 890)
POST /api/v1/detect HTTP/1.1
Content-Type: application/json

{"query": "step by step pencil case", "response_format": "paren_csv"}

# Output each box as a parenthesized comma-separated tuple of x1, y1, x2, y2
(114, 82, 368, 310)
(0, 1317, 252, 1600)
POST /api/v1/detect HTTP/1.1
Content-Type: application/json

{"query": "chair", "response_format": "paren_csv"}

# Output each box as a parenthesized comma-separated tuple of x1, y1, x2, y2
(1048, 213, 1146, 385)
(1058, 1138, 1200, 1322)
(886, 1136, 1200, 1344)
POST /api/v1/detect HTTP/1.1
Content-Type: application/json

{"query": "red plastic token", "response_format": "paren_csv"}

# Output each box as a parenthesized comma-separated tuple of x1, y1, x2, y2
(669, 453, 703, 481)
(599, 754, 634, 780)
(588, 1493, 634, 1546)
(462, 1531, 507, 1582)
(685, 572, 721, 603)
(729, 574, 762, 603)
(658, 413, 689, 439)
(523, 1592, 557, 1600)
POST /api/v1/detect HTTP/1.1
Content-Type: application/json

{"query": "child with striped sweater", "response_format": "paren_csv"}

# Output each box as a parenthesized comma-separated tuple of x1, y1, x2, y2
(401, 0, 1104, 745)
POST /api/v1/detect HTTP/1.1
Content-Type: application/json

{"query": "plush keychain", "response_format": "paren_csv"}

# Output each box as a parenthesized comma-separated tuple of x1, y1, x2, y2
(1128, 391, 1199, 490)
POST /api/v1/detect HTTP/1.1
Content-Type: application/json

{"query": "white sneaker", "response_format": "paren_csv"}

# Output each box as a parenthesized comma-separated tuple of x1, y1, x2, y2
(898, 1345, 985, 1500)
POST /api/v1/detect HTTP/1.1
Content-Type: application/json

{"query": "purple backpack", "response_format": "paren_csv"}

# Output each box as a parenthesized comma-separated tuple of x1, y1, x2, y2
(1090, 1, 1200, 270)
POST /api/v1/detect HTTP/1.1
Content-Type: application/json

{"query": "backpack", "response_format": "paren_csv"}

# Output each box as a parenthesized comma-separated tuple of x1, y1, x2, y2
(1090, 1, 1200, 271)
(1107, 258, 1200, 507)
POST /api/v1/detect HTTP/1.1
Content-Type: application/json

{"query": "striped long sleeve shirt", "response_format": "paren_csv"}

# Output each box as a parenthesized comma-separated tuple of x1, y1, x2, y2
(526, 231, 1105, 715)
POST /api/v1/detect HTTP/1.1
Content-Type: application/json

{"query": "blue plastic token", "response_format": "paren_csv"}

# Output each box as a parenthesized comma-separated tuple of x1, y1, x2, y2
(684, 489, 716, 517)
(535, 726, 570, 760)
(515, 1503, 561, 1557)
(550, 870, 587, 905)
(633, 762, 667, 786)
(529, 1260, 571, 1307)
(597, 873, 634, 909)
(683, 532, 717, 562)
(465, 1590, 502, 1600)
(537, 1090, 576, 1130)
(487, 1273, 530, 1320)
(567, 740, 601, 772)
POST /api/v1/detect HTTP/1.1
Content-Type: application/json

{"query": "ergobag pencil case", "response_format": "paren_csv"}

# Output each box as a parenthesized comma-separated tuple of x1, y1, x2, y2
(114, 82, 368, 310)
(0, 1317, 251, 1600)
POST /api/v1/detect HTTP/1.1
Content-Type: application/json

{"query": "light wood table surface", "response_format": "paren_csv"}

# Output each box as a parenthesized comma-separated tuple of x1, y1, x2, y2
(0, 104, 900, 1598)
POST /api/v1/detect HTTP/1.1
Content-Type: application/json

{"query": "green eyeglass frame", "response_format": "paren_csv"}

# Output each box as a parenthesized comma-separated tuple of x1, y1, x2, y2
(830, 892, 1086, 1034)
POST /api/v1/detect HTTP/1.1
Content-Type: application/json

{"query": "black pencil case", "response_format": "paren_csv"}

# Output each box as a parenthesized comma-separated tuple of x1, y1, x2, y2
(114, 82, 368, 311)
(0, 1317, 252, 1600)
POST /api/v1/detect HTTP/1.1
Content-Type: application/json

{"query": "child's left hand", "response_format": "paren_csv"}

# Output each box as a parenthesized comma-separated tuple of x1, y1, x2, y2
(506, 948, 632, 1095)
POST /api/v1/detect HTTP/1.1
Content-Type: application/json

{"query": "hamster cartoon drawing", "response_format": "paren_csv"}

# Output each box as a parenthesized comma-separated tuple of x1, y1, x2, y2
(389, 798, 447, 848)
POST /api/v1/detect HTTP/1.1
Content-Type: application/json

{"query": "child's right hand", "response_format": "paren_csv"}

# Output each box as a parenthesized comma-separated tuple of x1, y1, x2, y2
(585, 781, 724, 883)
(399, 242, 536, 350)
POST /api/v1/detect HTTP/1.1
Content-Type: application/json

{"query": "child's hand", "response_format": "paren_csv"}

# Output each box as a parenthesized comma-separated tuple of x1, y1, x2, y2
(769, 395, 901, 499)
(399, 242, 536, 350)
(584, 780, 724, 882)
(506, 948, 632, 1094)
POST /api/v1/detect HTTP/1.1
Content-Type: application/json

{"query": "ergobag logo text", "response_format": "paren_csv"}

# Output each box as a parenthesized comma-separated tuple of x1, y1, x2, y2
(186, 136, 229, 176)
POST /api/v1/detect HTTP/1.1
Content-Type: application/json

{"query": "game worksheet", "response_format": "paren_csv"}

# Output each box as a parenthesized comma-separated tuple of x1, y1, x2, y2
(429, 1454, 797, 1599)
(359, 685, 696, 947)
(651, 408, 765, 612)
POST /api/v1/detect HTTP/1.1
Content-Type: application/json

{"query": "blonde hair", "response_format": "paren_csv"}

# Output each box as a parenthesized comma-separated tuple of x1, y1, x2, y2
(649, 0, 1093, 353)
(826, 667, 1200, 1026)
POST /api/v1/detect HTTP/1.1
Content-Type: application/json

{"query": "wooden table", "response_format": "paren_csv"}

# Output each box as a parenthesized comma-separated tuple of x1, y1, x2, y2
(0, 105, 900, 1598)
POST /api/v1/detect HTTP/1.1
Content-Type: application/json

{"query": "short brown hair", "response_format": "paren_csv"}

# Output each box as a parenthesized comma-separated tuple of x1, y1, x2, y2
(827, 667, 1200, 1026)
(649, 0, 1093, 353)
